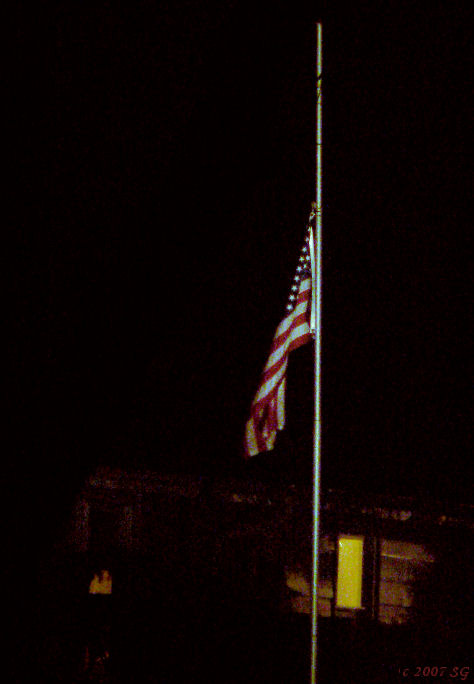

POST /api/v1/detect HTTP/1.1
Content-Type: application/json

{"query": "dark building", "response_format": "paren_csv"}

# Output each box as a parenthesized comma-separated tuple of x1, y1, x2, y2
(38, 466, 474, 682)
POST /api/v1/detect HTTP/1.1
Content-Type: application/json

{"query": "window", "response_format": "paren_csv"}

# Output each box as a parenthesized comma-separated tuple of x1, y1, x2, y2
(89, 570, 112, 595)
(336, 535, 364, 610)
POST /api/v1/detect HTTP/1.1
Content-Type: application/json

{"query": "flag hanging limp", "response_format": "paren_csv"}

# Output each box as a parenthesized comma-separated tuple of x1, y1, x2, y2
(244, 207, 315, 458)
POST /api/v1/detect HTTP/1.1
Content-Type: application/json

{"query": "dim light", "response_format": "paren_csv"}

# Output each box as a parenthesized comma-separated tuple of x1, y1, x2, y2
(89, 569, 112, 595)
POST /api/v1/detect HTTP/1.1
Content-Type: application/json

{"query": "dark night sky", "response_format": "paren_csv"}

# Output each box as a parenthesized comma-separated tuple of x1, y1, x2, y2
(12, 2, 472, 546)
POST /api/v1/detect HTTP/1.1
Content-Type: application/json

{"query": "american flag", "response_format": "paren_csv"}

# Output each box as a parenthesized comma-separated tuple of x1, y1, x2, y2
(244, 211, 315, 458)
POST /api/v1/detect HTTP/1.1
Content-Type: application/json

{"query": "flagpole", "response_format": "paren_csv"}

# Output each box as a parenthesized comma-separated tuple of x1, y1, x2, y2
(310, 22, 323, 684)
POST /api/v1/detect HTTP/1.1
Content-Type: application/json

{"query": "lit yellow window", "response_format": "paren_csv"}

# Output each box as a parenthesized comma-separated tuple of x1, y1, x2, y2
(336, 535, 363, 609)
(89, 569, 112, 595)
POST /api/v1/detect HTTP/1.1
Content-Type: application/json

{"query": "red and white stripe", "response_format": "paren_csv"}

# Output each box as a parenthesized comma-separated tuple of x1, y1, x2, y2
(244, 276, 312, 458)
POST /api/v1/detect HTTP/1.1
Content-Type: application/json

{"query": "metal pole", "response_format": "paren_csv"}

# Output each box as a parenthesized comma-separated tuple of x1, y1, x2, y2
(310, 22, 323, 684)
